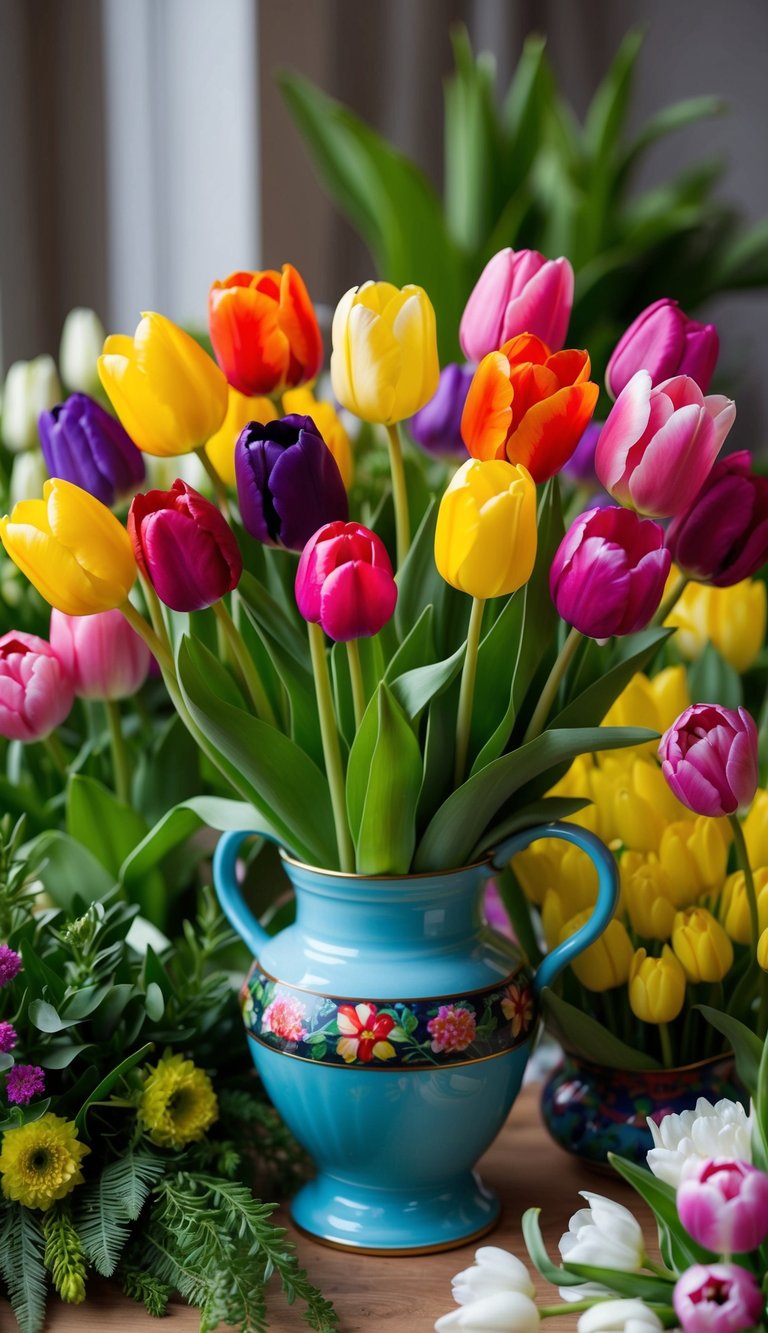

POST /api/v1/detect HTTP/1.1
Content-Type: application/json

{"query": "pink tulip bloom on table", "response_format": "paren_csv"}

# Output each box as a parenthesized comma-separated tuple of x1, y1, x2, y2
(659, 704, 759, 818)
(606, 298, 719, 400)
(460, 248, 574, 361)
(595, 371, 735, 518)
(677, 1158, 768, 1254)
(50, 608, 152, 701)
(0, 631, 74, 742)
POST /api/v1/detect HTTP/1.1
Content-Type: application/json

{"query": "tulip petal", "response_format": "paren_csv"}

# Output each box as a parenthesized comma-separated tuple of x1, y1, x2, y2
(461, 352, 513, 460)
(595, 371, 654, 494)
(627, 406, 720, 516)
(343, 303, 400, 424)
(459, 249, 517, 361)
(319, 561, 397, 641)
(137, 313, 228, 444)
(277, 264, 323, 385)
(46, 480, 136, 592)
(505, 381, 599, 483)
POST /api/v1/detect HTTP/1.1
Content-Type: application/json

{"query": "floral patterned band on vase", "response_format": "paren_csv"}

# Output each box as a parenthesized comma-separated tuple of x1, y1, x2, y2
(240, 966, 536, 1069)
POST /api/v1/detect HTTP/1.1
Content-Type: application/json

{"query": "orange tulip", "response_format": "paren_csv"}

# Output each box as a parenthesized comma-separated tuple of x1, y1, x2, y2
(461, 332, 598, 483)
(208, 265, 323, 397)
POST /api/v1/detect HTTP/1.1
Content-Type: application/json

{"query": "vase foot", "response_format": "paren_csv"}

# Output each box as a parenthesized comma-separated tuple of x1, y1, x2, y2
(290, 1169, 500, 1254)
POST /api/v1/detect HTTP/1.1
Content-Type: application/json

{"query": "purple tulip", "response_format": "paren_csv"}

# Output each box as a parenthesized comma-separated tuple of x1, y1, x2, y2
(606, 298, 719, 400)
(550, 506, 670, 639)
(674, 1264, 763, 1333)
(561, 420, 604, 488)
(596, 371, 736, 518)
(38, 392, 145, 507)
(677, 1158, 768, 1254)
(234, 414, 347, 552)
(409, 364, 473, 456)
(659, 704, 759, 818)
(666, 451, 768, 587)
(128, 480, 242, 613)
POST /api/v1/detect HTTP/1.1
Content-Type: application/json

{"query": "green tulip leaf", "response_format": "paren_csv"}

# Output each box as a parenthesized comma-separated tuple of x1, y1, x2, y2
(540, 988, 661, 1071)
(553, 627, 673, 731)
(390, 640, 465, 722)
(22, 831, 114, 909)
(66, 775, 149, 880)
(696, 1005, 762, 1098)
(609, 1154, 717, 1273)
(120, 797, 262, 888)
(347, 684, 422, 874)
(687, 645, 743, 712)
(417, 688, 458, 831)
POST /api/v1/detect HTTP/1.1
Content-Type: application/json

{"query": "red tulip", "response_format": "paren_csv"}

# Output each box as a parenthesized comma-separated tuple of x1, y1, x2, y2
(128, 480, 242, 612)
(295, 521, 397, 642)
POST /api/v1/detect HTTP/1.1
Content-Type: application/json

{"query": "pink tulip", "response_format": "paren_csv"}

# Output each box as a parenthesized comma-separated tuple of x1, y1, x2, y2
(550, 506, 670, 639)
(460, 248, 574, 361)
(0, 631, 74, 742)
(50, 608, 151, 701)
(295, 521, 397, 642)
(674, 1264, 763, 1333)
(606, 298, 719, 400)
(595, 371, 735, 518)
(677, 1158, 768, 1254)
(659, 704, 758, 818)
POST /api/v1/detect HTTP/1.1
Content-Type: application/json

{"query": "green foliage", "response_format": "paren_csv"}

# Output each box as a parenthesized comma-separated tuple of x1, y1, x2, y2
(76, 1153, 166, 1276)
(120, 1264, 172, 1318)
(0, 1204, 48, 1333)
(540, 987, 661, 1071)
(282, 27, 766, 385)
(42, 1206, 87, 1305)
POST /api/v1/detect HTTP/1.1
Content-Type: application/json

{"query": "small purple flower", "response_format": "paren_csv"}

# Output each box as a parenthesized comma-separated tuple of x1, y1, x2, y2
(0, 946, 21, 988)
(39, 392, 145, 507)
(235, 413, 348, 551)
(0, 1022, 17, 1054)
(6, 1064, 45, 1105)
(561, 420, 603, 487)
(409, 363, 473, 456)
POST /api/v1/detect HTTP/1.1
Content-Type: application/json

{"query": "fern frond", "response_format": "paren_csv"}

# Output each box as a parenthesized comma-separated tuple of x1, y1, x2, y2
(43, 1205, 87, 1304)
(120, 1263, 172, 1318)
(76, 1151, 165, 1276)
(0, 1206, 48, 1333)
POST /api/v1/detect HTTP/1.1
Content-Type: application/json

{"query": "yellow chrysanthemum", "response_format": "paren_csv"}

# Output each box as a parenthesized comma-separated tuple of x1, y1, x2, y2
(139, 1054, 218, 1148)
(0, 1113, 89, 1211)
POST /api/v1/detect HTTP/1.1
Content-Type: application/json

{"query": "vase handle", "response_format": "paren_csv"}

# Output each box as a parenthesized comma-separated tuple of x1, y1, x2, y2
(213, 830, 271, 958)
(488, 821, 619, 998)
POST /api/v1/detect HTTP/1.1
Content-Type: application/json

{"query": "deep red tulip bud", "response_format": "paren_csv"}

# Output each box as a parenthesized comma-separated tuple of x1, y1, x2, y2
(128, 479, 242, 612)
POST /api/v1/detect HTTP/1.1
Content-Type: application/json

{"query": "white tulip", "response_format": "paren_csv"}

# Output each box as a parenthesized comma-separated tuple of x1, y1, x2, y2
(8, 449, 48, 509)
(435, 1291, 540, 1332)
(577, 1298, 663, 1333)
(59, 307, 105, 394)
(646, 1096, 753, 1189)
(452, 1246, 535, 1305)
(559, 1192, 646, 1271)
(2, 356, 61, 452)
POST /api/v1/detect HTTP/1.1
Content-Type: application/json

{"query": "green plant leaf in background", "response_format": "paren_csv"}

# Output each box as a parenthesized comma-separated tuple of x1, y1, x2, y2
(540, 987, 660, 1071)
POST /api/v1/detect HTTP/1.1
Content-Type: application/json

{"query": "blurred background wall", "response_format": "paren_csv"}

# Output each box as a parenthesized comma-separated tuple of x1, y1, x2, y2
(2, 0, 767, 431)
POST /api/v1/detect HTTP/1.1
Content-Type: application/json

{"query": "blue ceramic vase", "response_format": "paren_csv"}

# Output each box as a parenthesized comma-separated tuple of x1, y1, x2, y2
(214, 821, 618, 1254)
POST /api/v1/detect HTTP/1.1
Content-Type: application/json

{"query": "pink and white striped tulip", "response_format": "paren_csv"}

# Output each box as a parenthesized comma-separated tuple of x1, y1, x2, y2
(460, 248, 574, 362)
(595, 371, 735, 518)
(677, 1158, 768, 1254)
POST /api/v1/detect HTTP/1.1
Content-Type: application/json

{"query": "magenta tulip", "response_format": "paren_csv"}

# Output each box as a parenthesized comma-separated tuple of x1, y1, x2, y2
(606, 298, 719, 400)
(674, 1264, 763, 1333)
(659, 704, 759, 818)
(550, 506, 670, 639)
(459, 248, 574, 362)
(666, 451, 768, 587)
(50, 608, 151, 701)
(0, 631, 74, 742)
(295, 521, 397, 642)
(677, 1158, 768, 1254)
(595, 371, 736, 518)
(128, 480, 242, 612)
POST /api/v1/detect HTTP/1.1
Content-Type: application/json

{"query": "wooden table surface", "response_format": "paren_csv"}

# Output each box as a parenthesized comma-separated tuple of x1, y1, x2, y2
(3, 1083, 654, 1333)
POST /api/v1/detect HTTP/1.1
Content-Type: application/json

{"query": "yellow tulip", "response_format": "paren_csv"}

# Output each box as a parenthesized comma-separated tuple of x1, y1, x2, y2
(602, 666, 690, 742)
(658, 818, 730, 907)
(282, 386, 353, 489)
(719, 868, 768, 945)
(744, 790, 768, 869)
(758, 928, 768, 972)
(629, 946, 686, 1024)
(666, 578, 766, 674)
(541, 889, 566, 951)
(612, 758, 689, 853)
(0, 479, 136, 615)
(623, 859, 678, 940)
(512, 839, 567, 906)
(98, 312, 228, 457)
(672, 907, 734, 982)
(330, 281, 439, 425)
(435, 458, 537, 598)
(205, 388, 274, 486)
(560, 910, 634, 991)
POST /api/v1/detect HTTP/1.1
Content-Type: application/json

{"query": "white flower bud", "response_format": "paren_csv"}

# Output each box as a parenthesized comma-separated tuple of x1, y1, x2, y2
(59, 307, 105, 395)
(2, 356, 61, 452)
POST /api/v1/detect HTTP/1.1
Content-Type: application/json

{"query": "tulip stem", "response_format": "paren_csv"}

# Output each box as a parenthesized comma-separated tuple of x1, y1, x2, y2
(105, 700, 131, 805)
(653, 572, 689, 627)
(196, 444, 231, 520)
(346, 639, 367, 731)
(729, 814, 760, 952)
(42, 732, 69, 777)
(212, 600, 277, 727)
(308, 621, 355, 873)
(658, 1020, 674, 1069)
(454, 597, 486, 785)
(522, 625, 582, 744)
(120, 601, 174, 676)
(385, 423, 410, 570)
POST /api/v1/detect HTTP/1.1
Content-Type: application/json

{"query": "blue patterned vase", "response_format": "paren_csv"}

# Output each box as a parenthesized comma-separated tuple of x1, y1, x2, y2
(541, 1052, 745, 1170)
(214, 821, 618, 1254)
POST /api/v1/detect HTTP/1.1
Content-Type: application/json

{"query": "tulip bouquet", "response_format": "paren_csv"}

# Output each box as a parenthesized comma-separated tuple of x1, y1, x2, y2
(435, 1021, 768, 1333)
(0, 817, 336, 1333)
